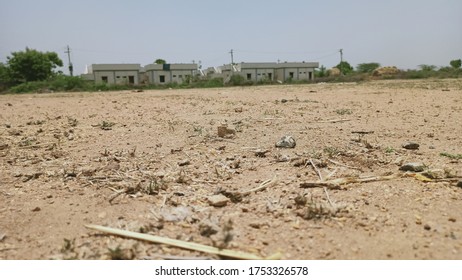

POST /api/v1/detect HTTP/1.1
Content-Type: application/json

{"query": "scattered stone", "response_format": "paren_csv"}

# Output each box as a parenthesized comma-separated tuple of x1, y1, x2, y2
(275, 135, 296, 148)
(457, 181, 462, 188)
(448, 217, 456, 222)
(32, 207, 41, 212)
(8, 129, 22, 136)
(217, 125, 235, 138)
(281, 99, 288, 103)
(178, 159, 190, 166)
(207, 194, 229, 207)
(199, 221, 219, 237)
(399, 162, 425, 172)
(0, 143, 8, 150)
(254, 149, 270, 157)
(234, 107, 243, 113)
(423, 224, 431, 231)
(402, 141, 419, 150)
(5, 123, 11, 128)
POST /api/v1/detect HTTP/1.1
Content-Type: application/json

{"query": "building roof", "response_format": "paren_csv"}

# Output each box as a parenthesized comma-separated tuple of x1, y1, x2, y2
(89, 64, 142, 72)
(144, 63, 198, 71)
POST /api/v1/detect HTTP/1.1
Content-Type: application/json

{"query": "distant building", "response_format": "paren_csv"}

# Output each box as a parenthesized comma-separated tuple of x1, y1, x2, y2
(81, 61, 319, 85)
(233, 62, 319, 82)
(84, 64, 142, 85)
(143, 63, 198, 84)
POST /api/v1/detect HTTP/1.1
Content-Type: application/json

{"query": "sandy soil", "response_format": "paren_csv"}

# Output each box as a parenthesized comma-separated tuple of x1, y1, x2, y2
(1, 79, 462, 260)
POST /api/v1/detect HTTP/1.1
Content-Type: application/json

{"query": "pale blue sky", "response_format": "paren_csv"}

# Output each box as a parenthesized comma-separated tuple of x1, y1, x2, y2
(1, 0, 461, 74)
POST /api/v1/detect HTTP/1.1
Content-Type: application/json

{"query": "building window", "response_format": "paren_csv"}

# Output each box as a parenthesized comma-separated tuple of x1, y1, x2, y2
(179, 75, 183, 78)
(173, 75, 177, 78)
(116, 76, 120, 78)
(102, 76, 108, 83)
(247, 73, 252, 80)
(159, 75, 165, 83)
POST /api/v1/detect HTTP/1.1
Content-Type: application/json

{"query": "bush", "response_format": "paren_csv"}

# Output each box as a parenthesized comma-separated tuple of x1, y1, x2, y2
(228, 74, 247, 86)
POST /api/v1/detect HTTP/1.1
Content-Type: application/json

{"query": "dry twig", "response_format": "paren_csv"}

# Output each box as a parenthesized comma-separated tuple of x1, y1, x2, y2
(85, 224, 281, 260)
(300, 174, 398, 189)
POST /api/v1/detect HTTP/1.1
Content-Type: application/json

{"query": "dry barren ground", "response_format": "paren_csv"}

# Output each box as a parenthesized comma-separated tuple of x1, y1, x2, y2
(1, 79, 462, 260)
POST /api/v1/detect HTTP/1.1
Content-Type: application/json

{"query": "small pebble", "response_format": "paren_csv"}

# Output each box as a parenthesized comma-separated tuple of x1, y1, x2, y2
(423, 224, 431, 231)
(207, 194, 229, 207)
(402, 142, 419, 150)
(275, 135, 296, 148)
(32, 207, 41, 212)
(399, 162, 425, 172)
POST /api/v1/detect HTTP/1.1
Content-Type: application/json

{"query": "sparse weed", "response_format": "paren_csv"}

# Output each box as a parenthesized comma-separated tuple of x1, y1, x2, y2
(335, 108, 352, 115)
(440, 152, 462, 160)
(385, 146, 395, 154)
(323, 146, 340, 158)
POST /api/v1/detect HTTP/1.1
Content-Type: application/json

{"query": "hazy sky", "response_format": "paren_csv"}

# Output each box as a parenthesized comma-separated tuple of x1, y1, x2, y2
(1, 0, 461, 74)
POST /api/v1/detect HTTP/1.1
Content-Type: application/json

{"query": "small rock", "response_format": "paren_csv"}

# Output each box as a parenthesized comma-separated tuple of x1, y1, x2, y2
(0, 143, 8, 150)
(178, 159, 190, 166)
(8, 129, 22, 136)
(32, 206, 41, 212)
(217, 125, 235, 138)
(457, 181, 462, 188)
(402, 141, 419, 150)
(399, 162, 425, 172)
(234, 107, 243, 113)
(207, 194, 229, 207)
(423, 224, 431, 231)
(199, 221, 219, 237)
(275, 135, 296, 148)
(98, 212, 107, 219)
(254, 149, 270, 157)
(281, 99, 288, 103)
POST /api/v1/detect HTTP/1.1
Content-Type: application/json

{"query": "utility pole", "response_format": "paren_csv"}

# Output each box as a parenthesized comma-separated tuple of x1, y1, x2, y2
(229, 49, 234, 73)
(339, 48, 343, 63)
(65, 45, 73, 76)
(229, 49, 234, 65)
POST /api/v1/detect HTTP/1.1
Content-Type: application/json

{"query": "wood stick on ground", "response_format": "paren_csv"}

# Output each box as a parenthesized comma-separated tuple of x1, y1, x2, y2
(310, 159, 334, 207)
(300, 174, 398, 189)
(240, 176, 278, 196)
(85, 224, 281, 260)
(316, 118, 351, 123)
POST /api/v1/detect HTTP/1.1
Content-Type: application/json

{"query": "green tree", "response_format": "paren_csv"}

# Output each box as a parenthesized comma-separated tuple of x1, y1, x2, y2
(336, 61, 353, 75)
(0, 62, 12, 91)
(7, 48, 63, 83)
(356, 62, 380, 73)
(315, 65, 327, 77)
(154, 59, 166, 64)
(450, 59, 461, 69)
(418, 64, 437, 72)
